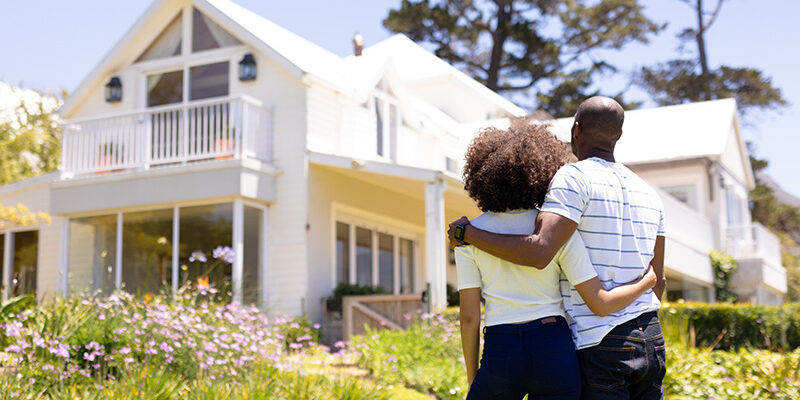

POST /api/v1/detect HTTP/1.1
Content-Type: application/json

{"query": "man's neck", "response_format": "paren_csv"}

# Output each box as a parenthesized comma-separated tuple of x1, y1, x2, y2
(580, 148, 615, 163)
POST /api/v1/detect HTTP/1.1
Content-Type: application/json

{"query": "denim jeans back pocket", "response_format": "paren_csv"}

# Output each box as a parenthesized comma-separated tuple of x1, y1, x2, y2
(579, 345, 636, 390)
(652, 343, 667, 389)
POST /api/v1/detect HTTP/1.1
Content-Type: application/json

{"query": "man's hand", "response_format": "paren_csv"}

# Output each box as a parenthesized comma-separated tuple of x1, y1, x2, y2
(448, 216, 470, 249)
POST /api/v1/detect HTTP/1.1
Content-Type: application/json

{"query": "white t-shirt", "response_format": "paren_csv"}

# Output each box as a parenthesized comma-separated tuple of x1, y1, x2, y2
(541, 157, 665, 349)
(455, 209, 597, 327)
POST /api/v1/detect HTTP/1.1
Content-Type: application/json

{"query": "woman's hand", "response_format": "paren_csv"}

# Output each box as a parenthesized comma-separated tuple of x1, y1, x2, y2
(643, 265, 657, 289)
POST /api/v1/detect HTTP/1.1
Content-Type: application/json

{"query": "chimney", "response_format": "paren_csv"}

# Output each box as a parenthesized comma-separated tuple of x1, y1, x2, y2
(352, 33, 363, 57)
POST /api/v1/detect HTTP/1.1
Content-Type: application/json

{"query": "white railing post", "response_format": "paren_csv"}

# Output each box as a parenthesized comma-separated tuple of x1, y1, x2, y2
(239, 99, 247, 160)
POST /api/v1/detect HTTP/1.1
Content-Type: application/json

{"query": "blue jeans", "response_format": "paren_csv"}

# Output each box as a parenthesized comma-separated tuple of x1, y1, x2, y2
(577, 311, 666, 400)
(467, 316, 581, 400)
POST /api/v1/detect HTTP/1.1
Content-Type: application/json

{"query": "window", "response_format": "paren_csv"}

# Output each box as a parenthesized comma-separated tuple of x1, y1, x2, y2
(191, 8, 241, 53)
(179, 204, 232, 293)
(335, 219, 415, 293)
(375, 99, 384, 157)
(69, 215, 118, 294)
(726, 189, 744, 226)
(662, 184, 697, 210)
(12, 231, 38, 297)
(378, 233, 394, 292)
(122, 209, 174, 296)
(336, 222, 350, 284)
(147, 70, 184, 107)
(355, 227, 372, 286)
(374, 92, 400, 160)
(136, 13, 183, 62)
(399, 238, 414, 294)
(189, 61, 229, 101)
(242, 206, 263, 306)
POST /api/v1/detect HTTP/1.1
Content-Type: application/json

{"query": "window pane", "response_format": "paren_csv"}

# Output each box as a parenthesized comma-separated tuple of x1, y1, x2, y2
(192, 8, 241, 52)
(69, 215, 117, 294)
(12, 231, 38, 297)
(137, 13, 182, 62)
(0, 234, 4, 289)
(378, 233, 394, 293)
(336, 222, 350, 284)
(190, 62, 229, 101)
(355, 227, 372, 286)
(375, 99, 384, 156)
(179, 204, 232, 298)
(147, 70, 183, 107)
(243, 206, 262, 306)
(122, 209, 173, 296)
(399, 238, 414, 294)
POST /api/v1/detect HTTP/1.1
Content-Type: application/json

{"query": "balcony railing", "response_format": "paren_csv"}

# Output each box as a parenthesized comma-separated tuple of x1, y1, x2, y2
(61, 95, 271, 175)
(726, 223, 783, 268)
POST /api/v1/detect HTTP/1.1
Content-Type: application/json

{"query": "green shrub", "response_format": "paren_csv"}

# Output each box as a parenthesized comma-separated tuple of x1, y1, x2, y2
(659, 302, 800, 351)
(711, 250, 738, 303)
(325, 283, 385, 313)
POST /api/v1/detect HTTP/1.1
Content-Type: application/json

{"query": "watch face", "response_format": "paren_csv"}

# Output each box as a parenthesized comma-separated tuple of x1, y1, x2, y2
(454, 225, 465, 241)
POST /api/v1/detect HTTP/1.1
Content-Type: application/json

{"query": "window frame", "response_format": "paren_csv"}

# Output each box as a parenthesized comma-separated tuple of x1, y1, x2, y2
(372, 89, 401, 162)
(332, 206, 421, 294)
(61, 198, 269, 307)
(0, 227, 41, 302)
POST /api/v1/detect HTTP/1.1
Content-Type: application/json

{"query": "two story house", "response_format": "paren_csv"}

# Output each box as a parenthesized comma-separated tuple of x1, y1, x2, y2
(0, 0, 785, 324)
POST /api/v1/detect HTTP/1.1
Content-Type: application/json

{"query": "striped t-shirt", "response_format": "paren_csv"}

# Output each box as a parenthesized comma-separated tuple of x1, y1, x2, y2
(541, 157, 665, 349)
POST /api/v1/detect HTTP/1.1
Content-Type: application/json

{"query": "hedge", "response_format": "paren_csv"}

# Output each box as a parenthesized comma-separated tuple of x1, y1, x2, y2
(659, 301, 800, 351)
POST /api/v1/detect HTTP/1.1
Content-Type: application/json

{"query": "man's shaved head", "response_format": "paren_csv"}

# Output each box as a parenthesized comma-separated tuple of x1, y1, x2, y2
(574, 96, 625, 146)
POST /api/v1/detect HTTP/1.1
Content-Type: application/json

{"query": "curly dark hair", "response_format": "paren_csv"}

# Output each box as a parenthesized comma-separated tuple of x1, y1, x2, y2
(462, 120, 575, 213)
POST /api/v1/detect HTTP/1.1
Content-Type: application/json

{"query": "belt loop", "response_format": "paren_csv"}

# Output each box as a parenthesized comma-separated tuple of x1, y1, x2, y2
(482, 326, 487, 335)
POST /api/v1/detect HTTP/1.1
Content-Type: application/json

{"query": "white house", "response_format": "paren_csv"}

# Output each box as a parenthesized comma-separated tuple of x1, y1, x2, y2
(548, 99, 787, 304)
(0, 0, 785, 323)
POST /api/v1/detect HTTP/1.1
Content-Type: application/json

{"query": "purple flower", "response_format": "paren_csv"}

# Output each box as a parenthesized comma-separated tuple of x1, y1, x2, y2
(189, 251, 207, 263)
(212, 246, 235, 264)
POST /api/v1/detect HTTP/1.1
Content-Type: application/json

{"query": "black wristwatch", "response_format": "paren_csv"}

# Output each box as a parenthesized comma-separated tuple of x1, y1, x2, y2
(454, 221, 471, 246)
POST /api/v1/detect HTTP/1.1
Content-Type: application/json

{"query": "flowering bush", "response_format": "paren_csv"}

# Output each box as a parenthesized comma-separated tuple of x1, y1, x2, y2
(0, 290, 384, 399)
(350, 312, 468, 399)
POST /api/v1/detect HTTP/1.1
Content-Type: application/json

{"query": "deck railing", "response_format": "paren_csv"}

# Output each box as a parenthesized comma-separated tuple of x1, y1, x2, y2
(726, 223, 783, 268)
(61, 95, 271, 175)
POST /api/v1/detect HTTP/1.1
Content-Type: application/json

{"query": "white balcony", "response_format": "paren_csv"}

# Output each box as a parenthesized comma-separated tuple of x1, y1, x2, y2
(726, 223, 783, 268)
(61, 95, 271, 176)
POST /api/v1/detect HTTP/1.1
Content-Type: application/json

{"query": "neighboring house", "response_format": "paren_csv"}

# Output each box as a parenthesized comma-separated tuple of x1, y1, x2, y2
(0, 0, 785, 322)
(548, 99, 787, 304)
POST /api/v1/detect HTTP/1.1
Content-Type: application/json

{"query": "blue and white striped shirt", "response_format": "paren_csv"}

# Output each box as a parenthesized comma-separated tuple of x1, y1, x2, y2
(541, 157, 665, 349)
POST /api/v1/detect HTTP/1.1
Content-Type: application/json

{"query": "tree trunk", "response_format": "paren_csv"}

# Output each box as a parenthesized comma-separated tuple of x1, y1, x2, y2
(695, 0, 712, 100)
(487, 0, 512, 91)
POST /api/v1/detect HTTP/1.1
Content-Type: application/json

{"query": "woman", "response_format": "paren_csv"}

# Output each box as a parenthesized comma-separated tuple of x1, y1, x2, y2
(455, 123, 656, 399)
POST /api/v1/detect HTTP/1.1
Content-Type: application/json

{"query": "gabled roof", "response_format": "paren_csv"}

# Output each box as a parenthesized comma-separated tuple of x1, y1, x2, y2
(347, 34, 525, 118)
(61, 0, 523, 120)
(548, 98, 755, 187)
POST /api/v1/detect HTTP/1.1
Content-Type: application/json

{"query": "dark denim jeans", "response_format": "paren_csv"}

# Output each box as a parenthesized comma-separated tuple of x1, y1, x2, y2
(467, 316, 581, 400)
(577, 311, 666, 400)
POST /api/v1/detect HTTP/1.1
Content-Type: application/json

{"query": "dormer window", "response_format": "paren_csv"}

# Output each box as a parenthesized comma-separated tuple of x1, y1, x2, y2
(373, 90, 400, 161)
(191, 8, 241, 52)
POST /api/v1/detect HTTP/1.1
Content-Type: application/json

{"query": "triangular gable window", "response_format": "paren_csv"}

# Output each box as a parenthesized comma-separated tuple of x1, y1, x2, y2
(136, 13, 183, 62)
(192, 8, 241, 52)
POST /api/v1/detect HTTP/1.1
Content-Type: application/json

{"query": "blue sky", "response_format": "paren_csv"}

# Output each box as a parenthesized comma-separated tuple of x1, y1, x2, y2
(1, 0, 798, 196)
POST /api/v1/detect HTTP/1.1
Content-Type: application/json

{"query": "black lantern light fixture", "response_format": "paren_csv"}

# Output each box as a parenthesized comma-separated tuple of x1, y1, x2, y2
(238, 53, 257, 81)
(105, 76, 122, 103)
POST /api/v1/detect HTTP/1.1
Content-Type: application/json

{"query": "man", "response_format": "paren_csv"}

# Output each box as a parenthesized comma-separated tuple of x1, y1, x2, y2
(449, 96, 667, 399)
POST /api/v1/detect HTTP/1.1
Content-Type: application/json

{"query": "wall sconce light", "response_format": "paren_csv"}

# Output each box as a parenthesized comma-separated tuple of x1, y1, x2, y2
(105, 76, 122, 103)
(238, 53, 257, 81)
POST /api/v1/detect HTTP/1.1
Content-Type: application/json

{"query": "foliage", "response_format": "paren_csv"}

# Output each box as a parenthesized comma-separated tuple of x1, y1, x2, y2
(351, 312, 467, 399)
(446, 283, 460, 307)
(325, 282, 386, 313)
(635, 0, 786, 117)
(383, 0, 662, 116)
(0, 202, 50, 229)
(0, 88, 62, 185)
(664, 347, 800, 399)
(659, 302, 800, 351)
(710, 250, 737, 303)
